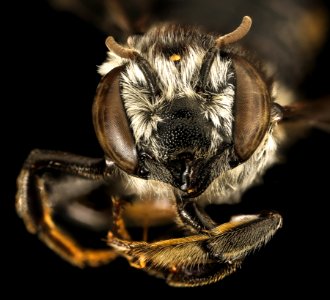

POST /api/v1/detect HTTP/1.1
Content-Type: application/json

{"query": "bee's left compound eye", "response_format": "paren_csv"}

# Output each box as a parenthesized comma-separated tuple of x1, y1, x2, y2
(93, 66, 138, 174)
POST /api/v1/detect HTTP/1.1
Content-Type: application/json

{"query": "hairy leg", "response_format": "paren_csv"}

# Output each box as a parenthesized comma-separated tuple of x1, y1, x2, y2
(107, 211, 282, 286)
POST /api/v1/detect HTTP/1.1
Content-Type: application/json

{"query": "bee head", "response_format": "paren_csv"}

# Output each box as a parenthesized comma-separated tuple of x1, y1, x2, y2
(93, 17, 277, 197)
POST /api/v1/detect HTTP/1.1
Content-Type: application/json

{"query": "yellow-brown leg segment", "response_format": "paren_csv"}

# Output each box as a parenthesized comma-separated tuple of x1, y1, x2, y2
(108, 212, 282, 287)
(17, 171, 117, 267)
(16, 149, 123, 267)
(39, 203, 117, 267)
(111, 196, 131, 241)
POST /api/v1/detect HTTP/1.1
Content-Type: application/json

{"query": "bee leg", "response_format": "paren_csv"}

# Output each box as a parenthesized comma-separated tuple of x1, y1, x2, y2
(16, 149, 119, 267)
(176, 199, 217, 232)
(175, 195, 283, 261)
(108, 212, 282, 287)
(111, 196, 131, 241)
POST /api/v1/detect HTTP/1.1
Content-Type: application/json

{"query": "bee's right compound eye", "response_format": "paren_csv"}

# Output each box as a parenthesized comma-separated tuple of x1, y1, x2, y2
(93, 66, 138, 174)
(232, 56, 271, 162)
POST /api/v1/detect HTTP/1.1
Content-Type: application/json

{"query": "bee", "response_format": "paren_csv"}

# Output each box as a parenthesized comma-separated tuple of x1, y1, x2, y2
(16, 8, 329, 287)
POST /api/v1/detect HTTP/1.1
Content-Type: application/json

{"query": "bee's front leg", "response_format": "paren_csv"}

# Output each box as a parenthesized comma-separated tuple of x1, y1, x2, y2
(175, 194, 283, 261)
(175, 194, 217, 233)
(108, 211, 282, 287)
(107, 186, 282, 286)
(16, 149, 126, 267)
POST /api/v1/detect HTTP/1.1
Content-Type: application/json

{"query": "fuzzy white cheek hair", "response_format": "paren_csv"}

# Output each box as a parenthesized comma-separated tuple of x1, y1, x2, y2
(199, 129, 279, 206)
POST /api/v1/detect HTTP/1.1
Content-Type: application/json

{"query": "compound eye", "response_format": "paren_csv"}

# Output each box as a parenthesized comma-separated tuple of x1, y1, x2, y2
(232, 57, 271, 162)
(93, 66, 138, 174)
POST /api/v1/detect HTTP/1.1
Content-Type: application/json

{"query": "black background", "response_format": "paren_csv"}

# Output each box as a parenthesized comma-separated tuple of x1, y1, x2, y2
(4, 0, 330, 297)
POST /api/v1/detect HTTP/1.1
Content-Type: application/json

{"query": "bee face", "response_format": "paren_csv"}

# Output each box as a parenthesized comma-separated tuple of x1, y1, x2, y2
(121, 26, 237, 194)
(94, 19, 278, 199)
